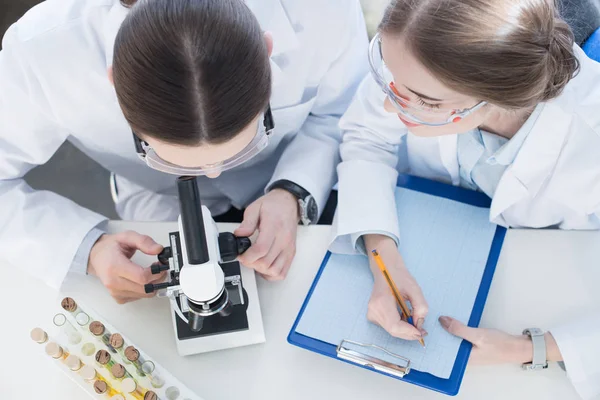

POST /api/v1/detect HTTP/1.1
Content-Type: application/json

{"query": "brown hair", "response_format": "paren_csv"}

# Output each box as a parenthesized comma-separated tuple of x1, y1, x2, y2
(113, 0, 271, 146)
(379, 0, 580, 109)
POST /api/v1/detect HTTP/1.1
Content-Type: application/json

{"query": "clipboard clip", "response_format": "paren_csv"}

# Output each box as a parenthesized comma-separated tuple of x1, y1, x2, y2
(336, 339, 411, 378)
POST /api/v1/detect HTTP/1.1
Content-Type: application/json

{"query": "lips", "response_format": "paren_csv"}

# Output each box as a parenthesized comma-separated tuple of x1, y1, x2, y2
(398, 115, 422, 128)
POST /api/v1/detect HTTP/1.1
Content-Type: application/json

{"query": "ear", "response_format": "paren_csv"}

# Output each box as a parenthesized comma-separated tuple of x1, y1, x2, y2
(264, 31, 274, 57)
(107, 66, 114, 86)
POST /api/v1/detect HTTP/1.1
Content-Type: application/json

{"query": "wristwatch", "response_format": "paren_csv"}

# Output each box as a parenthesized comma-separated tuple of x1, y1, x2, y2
(268, 180, 318, 226)
(522, 328, 548, 371)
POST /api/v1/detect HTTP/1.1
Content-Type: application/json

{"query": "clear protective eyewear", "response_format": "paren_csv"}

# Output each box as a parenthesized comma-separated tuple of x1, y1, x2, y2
(134, 105, 274, 176)
(368, 33, 487, 127)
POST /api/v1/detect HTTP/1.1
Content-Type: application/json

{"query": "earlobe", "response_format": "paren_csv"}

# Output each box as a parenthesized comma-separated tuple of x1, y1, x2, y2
(264, 31, 274, 57)
(107, 66, 114, 86)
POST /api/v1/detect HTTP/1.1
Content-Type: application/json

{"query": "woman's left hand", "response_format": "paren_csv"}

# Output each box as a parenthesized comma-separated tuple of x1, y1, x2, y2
(235, 189, 300, 281)
(439, 316, 533, 365)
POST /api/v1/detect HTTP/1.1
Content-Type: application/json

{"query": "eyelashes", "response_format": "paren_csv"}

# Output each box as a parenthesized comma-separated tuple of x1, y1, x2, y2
(415, 97, 441, 110)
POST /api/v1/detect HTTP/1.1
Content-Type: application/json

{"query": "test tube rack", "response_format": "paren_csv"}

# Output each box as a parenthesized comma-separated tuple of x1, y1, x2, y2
(31, 296, 205, 400)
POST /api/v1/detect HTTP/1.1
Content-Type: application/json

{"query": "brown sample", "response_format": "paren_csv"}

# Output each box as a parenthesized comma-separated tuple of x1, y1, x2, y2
(109, 333, 124, 349)
(95, 349, 111, 365)
(89, 321, 105, 336)
(93, 380, 108, 394)
(60, 297, 77, 312)
(124, 346, 140, 362)
(144, 391, 158, 400)
(111, 363, 126, 378)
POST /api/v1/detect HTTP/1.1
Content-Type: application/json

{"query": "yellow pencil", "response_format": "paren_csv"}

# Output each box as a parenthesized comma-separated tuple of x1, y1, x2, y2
(371, 250, 425, 347)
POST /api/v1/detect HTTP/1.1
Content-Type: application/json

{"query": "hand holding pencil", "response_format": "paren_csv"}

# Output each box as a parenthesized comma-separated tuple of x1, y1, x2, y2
(364, 234, 428, 344)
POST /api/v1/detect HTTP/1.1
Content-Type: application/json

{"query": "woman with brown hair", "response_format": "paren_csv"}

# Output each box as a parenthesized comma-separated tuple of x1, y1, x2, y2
(334, 0, 600, 397)
(0, 0, 368, 301)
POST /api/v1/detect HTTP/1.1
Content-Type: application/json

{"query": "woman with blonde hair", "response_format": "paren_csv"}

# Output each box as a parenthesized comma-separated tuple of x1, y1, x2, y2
(334, 0, 600, 397)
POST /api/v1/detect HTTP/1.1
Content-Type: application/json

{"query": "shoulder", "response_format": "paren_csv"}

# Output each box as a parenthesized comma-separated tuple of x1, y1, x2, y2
(2, 0, 115, 46)
(554, 45, 600, 137)
(281, 0, 364, 34)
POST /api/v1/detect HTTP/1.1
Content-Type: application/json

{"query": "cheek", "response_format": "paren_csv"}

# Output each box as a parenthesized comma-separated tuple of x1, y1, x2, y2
(408, 111, 487, 137)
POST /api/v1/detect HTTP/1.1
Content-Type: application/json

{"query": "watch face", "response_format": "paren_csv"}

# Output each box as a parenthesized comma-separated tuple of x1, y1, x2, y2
(306, 196, 318, 223)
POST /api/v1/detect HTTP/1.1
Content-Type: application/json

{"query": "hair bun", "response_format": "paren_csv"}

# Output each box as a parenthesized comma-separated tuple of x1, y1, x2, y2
(543, 19, 580, 101)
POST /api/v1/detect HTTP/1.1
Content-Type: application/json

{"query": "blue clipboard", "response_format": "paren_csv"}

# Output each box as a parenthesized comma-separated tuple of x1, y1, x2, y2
(287, 175, 507, 396)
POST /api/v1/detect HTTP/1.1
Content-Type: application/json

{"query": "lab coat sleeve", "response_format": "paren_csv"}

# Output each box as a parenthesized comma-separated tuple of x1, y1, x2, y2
(330, 74, 407, 255)
(113, 177, 180, 222)
(549, 312, 600, 400)
(267, 0, 369, 216)
(0, 28, 106, 289)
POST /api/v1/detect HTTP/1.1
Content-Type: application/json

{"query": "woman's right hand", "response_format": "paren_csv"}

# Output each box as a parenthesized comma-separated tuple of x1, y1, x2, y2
(88, 231, 167, 304)
(364, 234, 428, 341)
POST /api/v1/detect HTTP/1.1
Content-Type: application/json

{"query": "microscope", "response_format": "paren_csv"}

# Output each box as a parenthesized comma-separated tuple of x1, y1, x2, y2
(144, 176, 265, 356)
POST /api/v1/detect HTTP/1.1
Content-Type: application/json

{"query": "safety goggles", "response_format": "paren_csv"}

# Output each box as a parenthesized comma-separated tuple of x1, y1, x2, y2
(369, 33, 487, 127)
(133, 105, 274, 176)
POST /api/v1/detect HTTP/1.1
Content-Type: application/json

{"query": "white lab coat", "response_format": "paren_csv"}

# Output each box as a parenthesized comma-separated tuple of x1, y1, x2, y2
(334, 45, 600, 399)
(0, 0, 368, 288)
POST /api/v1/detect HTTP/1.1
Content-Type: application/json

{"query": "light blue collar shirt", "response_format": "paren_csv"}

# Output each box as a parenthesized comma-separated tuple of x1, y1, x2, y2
(457, 104, 544, 198)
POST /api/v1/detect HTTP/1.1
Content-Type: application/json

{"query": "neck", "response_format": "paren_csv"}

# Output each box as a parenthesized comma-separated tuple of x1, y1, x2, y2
(479, 106, 534, 140)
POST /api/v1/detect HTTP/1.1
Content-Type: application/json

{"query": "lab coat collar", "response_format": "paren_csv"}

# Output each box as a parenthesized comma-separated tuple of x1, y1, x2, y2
(103, 2, 129, 68)
(247, 0, 299, 57)
(490, 101, 572, 222)
(487, 102, 544, 166)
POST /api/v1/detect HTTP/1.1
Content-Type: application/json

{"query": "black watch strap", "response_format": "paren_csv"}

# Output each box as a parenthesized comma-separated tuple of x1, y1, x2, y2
(268, 180, 318, 225)
(269, 180, 310, 200)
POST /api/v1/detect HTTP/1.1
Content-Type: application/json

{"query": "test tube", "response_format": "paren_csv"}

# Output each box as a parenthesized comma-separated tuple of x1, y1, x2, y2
(95, 349, 117, 375)
(165, 386, 180, 400)
(109, 333, 131, 365)
(93, 379, 121, 397)
(61, 297, 91, 327)
(45, 342, 69, 360)
(124, 346, 146, 377)
(89, 321, 117, 353)
(81, 342, 96, 357)
(141, 360, 165, 388)
(144, 392, 159, 400)
(53, 313, 82, 344)
(110, 363, 133, 381)
(121, 377, 146, 400)
(65, 354, 83, 372)
(30, 328, 48, 344)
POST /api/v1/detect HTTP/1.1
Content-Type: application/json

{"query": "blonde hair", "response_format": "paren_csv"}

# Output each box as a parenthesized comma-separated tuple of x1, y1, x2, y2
(379, 0, 580, 109)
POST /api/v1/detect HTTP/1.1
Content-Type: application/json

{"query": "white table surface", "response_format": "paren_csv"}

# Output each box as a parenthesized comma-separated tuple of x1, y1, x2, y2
(2, 221, 598, 400)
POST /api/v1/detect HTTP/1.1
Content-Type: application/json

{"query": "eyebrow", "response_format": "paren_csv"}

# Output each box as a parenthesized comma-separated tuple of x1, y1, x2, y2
(404, 86, 444, 102)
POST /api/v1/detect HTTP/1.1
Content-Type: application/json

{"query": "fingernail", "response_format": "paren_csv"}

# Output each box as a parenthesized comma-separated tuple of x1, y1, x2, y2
(439, 316, 451, 328)
(421, 330, 428, 337)
(417, 318, 424, 330)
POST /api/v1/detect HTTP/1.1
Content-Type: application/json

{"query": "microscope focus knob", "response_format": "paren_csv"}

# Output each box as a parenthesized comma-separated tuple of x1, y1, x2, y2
(150, 263, 170, 275)
(219, 233, 252, 262)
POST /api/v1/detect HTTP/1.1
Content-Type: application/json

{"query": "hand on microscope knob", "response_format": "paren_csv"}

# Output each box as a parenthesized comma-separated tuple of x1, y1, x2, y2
(235, 189, 299, 281)
(88, 231, 168, 304)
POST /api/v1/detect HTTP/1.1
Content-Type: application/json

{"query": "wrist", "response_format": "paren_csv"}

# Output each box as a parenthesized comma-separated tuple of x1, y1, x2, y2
(364, 234, 397, 253)
(270, 189, 301, 223)
(514, 334, 535, 364)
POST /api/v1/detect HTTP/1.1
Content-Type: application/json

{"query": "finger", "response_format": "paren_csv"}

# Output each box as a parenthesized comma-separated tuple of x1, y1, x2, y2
(149, 271, 168, 284)
(261, 248, 294, 281)
(112, 295, 142, 305)
(239, 228, 276, 268)
(114, 276, 157, 295)
(115, 259, 155, 286)
(254, 238, 286, 277)
(117, 231, 163, 255)
(439, 316, 479, 343)
(406, 286, 429, 323)
(235, 205, 261, 237)
(386, 319, 422, 340)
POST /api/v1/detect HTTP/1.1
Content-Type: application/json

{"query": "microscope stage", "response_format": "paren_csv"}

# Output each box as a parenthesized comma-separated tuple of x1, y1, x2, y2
(171, 261, 265, 356)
